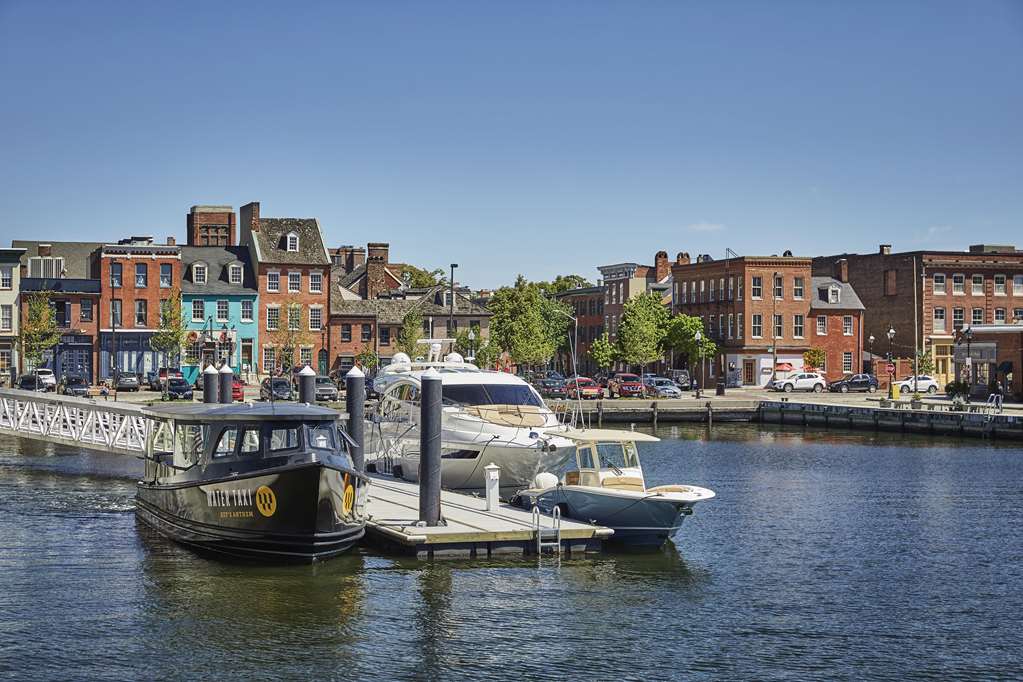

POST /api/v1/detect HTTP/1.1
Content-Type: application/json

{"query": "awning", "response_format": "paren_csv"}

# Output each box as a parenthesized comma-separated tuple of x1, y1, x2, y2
(775, 362, 794, 372)
(996, 361, 1013, 374)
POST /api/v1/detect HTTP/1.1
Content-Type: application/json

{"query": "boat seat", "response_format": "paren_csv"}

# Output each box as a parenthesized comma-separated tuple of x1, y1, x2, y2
(646, 484, 694, 494)
(601, 476, 645, 492)
(464, 404, 548, 428)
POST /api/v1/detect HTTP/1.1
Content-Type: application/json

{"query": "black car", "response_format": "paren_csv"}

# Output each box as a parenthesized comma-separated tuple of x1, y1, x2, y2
(261, 377, 294, 401)
(16, 374, 47, 392)
(62, 374, 91, 397)
(535, 377, 567, 398)
(165, 378, 194, 400)
(828, 373, 879, 393)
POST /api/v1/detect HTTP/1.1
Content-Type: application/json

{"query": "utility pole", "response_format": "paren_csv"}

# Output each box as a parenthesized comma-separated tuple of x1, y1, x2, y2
(448, 263, 458, 338)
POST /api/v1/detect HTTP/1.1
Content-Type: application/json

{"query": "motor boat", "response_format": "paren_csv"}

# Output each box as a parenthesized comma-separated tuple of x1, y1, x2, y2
(136, 402, 369, 562)
(511, 428, 714, 549)
(367, 352, 576, 496)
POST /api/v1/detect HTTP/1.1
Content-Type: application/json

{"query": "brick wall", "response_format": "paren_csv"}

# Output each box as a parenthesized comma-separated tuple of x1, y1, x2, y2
(257, 264, 329, 373)
(807, 309, 862, 381)
(99, 256, 181, 330)
(328, 316, 376, 371)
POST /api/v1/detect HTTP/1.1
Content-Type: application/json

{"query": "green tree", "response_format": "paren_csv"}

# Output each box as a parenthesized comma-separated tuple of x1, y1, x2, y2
(149, 291, 189, 398)
(266, 303, 312, 372)
(916, 349, 935, 375)
(616, 292, 669, 370)
(803, 347, 826, 371)
(473, 339, 501, 369)
(399, 265, 445, 289)
(663, 314, 717, 372)
(355, 343, 379, 371)
(395, 309, 423, 356)
(489, 276, 565, 367)
(588, 331, 617, 371)
(535, 274, 593, 295)
(19, 290, 60, 386)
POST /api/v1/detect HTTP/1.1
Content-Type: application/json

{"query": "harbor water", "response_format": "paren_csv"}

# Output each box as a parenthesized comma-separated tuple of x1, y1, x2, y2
(1, 426, 1022, 680)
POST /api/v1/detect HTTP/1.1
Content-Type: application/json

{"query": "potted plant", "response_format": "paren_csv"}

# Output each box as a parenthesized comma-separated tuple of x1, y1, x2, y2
(910, 392, 923, 410)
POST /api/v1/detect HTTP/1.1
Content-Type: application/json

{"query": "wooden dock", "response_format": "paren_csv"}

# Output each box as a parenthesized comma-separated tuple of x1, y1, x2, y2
(363, 473, 613, 559)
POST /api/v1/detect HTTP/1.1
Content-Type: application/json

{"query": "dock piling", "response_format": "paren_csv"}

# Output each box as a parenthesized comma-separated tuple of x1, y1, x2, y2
(298, 365, 316, 404)
(345, 366, 366, 472)
(202, 365, 219, 404)
(419, 368, 442, 526)
(218, 364, 233, 404)
(484, 463, 500, 512)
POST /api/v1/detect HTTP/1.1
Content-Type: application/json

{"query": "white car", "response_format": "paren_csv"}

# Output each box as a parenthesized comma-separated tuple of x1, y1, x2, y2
(772, 372, 827, 393)
(34, 368, 56, 391)
(896, 375, 940, 394)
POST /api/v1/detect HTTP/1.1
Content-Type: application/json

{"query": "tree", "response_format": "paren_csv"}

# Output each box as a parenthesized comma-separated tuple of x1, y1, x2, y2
(473, 339, 500, 369)
(616, 293, 669, 370)
(916, 349, 935, 375)
(149, 291, 189, 398)
(355, 343, 379, 372)
(488, 276, 565, 367)
(535, 274, 593, 295)
(588, 331, 617, 372)
(803, 348, 826, 372)
(395, 309, 423, 356)
(19, 290, 60, 387)
(266, 303, 312, 373)
(663, 314, 717, 372)
(399, 265, 445, 289)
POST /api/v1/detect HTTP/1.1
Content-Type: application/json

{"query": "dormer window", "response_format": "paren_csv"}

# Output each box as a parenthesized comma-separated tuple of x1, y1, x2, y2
(286, 232, 299, 252)
(193, 263, 207, 285)
(229, 264, 242, 285)
(829, 286, 840, 304)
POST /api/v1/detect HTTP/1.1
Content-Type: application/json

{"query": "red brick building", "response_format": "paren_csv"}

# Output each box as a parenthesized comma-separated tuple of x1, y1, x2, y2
(815, 244, 1023, 388)
(952, 324, 1023, 399)
(332, 242, 405, 300)
(186, 205, 236, 246)
(554, 285, 604, 376)
(672, 254, 864, 386)
(240, 201, 331, 376)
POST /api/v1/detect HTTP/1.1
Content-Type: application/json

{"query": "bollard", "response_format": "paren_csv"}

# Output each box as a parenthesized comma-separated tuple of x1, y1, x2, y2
(597, 398, 603, 427)
(345, 366, 366, 473)
(651, 401, 658, 428)
(202, 365, 220, 404)
(419, 367, 442, 526)
(219, 363, 234, 404)
(706, 401, 713, 428)
(484, 463, 500, 512)
(298, 365, 316, 404)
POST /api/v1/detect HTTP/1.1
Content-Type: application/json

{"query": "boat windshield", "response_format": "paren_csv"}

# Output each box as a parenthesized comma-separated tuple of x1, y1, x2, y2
(307, 423, 337, 450)
(442, 383, 543, 408)
(595, 441, 640, 470)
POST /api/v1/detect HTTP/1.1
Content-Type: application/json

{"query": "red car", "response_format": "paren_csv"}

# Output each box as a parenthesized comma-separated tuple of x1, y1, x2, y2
(608, 373, 644, 398)
(566, 377, 603, 400)
(231, 377, 245, 402)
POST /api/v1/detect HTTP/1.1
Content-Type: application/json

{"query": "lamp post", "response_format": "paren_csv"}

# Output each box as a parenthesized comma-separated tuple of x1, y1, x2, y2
(466, 328, 476, 363)
(448, 263, 458, 337)
(886, 325, 896, 398)
(694, 330, 704, 398)
(964, 326, 973, 394)
(868, 334, 875, 375)
(554, 307, 581, 416)
(771, 271, 780, 382)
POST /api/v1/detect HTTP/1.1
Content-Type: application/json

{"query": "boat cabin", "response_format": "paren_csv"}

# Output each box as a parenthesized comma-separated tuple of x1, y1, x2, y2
(560, 429, 660, 492)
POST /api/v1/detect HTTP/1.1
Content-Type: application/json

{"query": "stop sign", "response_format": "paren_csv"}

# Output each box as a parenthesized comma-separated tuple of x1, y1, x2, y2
(886, 362, 896, 374)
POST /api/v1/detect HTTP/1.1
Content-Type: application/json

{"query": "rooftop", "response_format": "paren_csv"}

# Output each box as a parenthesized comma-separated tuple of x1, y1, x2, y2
(143, 401, 341, 422)
(252, 217, 330, 266)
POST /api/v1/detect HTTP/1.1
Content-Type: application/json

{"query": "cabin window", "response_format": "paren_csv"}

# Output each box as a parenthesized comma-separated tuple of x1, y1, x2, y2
(270, 427, 299, 451)
(240, 429, 261, 454)
(213, 428, 239, 458)
(174, 424, 205, 464)
(577, 445, 596, 470)
(596, 441, 638, 470)
(308, 424, 336, 450)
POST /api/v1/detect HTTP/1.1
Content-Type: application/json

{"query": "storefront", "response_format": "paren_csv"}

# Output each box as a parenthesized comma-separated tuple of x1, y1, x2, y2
(952, 325, 1023, 400)
(99, 331, 168, 380)
(182, 327, 237, 384)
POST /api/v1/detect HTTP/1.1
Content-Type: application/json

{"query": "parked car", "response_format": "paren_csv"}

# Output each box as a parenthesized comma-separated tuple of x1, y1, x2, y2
(535, 377, 567, 399)
(114, 373, 140, 392)
(165, 377, 194, 400)
(607, 373, 645, 398)
(896, 375, 940, 394)
(566, 377, 603, 400)
(17, 374, 48, 392)
(148, 367, 183, 390)
(314, 376, 339, 402)
(828, 373, 878, 393)
(670, 369, 692, 390)
(232, 377, 245, 402)
(771, 372, 827, 393)
(34, 368, 56, 391)
(644, 377, 683, 399)
(260, 377, 293, 401)
(62, 374, 91, 397)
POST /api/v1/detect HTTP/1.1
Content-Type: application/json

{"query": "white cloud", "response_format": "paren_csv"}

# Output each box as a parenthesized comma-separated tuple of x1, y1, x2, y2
(687, 222, 724, 233)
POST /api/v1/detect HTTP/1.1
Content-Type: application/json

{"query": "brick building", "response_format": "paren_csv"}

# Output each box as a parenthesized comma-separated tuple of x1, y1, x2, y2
(0, 248, 26, 381)
(240, 201, 331, 376)
(554, 285, 604, 376)
(598, 250, 676, 346)
(672, 254, 864, 387)
(332, 242, 407, 300)
(815, 244, 1023, 388)
(98, 237, 182, 380)
(952, 324, 1023, 399)
(186, 205, 236, 246)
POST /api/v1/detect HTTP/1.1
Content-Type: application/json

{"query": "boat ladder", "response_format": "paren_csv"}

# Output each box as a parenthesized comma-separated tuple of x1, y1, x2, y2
(532, 505, 562, 554)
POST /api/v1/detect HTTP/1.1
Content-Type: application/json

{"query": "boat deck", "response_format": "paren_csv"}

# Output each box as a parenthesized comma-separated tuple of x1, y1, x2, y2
(364, 474, 613, 559)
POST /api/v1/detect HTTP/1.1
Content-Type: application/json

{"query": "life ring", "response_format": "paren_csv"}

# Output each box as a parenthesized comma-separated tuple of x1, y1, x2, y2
(187, 331, 199, 343)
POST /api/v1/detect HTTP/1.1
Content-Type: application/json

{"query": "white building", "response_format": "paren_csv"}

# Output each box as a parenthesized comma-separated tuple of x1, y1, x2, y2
(0, 248, 26, 383)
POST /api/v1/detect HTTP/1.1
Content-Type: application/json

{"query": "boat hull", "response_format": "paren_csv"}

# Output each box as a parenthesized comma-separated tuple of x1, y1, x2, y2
(136, 462, 367, 563)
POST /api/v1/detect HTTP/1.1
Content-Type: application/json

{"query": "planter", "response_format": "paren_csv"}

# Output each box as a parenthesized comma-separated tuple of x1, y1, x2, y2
(879, 399, 891, 408)
(910, 399, 922, 410)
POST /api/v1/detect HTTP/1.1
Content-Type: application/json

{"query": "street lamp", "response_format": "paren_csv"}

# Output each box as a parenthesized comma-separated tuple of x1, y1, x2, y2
(466, 328, 476, 363)
(448, 263, 458, 336)
(886, 325, 896, 398)
(694, 329, 704, 398)
(868, 334, 875, 374)
(553, 307, 582, 417)
(963, 325, 973, 392)
(770, 271, 780, 382)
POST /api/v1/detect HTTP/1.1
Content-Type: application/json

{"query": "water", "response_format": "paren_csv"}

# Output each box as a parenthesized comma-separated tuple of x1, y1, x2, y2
(1, 426, 1022, 681)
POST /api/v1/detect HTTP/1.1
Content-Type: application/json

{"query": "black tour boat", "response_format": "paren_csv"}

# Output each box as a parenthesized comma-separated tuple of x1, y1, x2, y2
(136, 402, 369, 562)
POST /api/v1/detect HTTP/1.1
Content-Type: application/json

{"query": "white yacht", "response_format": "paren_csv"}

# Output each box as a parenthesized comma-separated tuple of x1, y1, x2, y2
(367, 352, 576, 495)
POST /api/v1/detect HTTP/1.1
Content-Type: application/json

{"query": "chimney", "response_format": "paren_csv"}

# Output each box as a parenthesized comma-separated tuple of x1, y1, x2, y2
(880, 244, 891, 255)
(365, 243, 390, 298)
(240, 202, 261, 236)
(352, 247, 366, 268)
(367, 242, 389, 263)
(166, 236, 176, 246)
(834, 258, 849, 283)
(654, 251, 670, 281)
(675, 251, 690, 266)
(38, 243, 51, 257)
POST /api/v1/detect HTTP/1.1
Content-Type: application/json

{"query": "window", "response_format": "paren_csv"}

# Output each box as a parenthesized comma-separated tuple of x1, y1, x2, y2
(267, 271, 280, 292)
(309, 307, 322, 331)
(793, 314, 804, 338)
(288, 307, 301, 331)
(699, 280, 705, 302)
(0, 266, 11, 289)
(341, 324, 352, 342)
(953, 307, 964, 330)
(361, 324, 371, 342)
(728, 277, 735, 301)
(727, 313, 734, 339)
(751, 276, 763, 299)
(738, 279, 744, 301)
(0, 305, 11, 332)
(111, 300, 122, 326)
(933, 273, 946, 295)
(1015, 275, 1023, 294)
(817, 316, 827, 335)
(262, 347, 276, 373)
(213, 428, 238, 458)
(240, 429, 261, 455)
(718, 315, 723, 338)
(751, 314, 762, 338)
(843, 315, 853, 335)
(0, 349, 11, 372)
(160, 264, 172, 288)
(843, 352, 853, 373)
(884, 269, 897, 296)
(972, 308, 984, 325)
(773, 314, 782, 339)
(110, 262, 122, 288)
(266, 306, 279, 331)
(773, 274, 783, 299)
(300, 347, 313, 367)
(135, 263, 148, 287)
(933, 307, 946, 333)
(819, 354, 827, 372)
(709, 278, 716, 302)
(230, 264, 242, 285)
(288, 272, 301, 293)
(192, 263, 208, 285)
(135, 300, 147, 326)
(286, 233, 299, 252)
(994, 274, 1006, 295)
(80, 299, 93, 322)
(310, 271, 322, 294)
(994, 308, 1006, 324)
(1014, 308, 1023, 323)
(971, 274, 983, 295)
(949, 273, 964, 295)
(829, 286, 840, 304)
(380, 326, 391, 345)
(271, 427, 299, 451)
(793, 277, 804, 299)
(241, 300, 253, 322)
(192, 299, 205, 322)
(216, 300, 229, 322)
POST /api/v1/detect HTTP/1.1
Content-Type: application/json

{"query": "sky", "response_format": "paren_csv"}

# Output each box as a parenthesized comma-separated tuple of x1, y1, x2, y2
(1, 1, 1021, 288)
